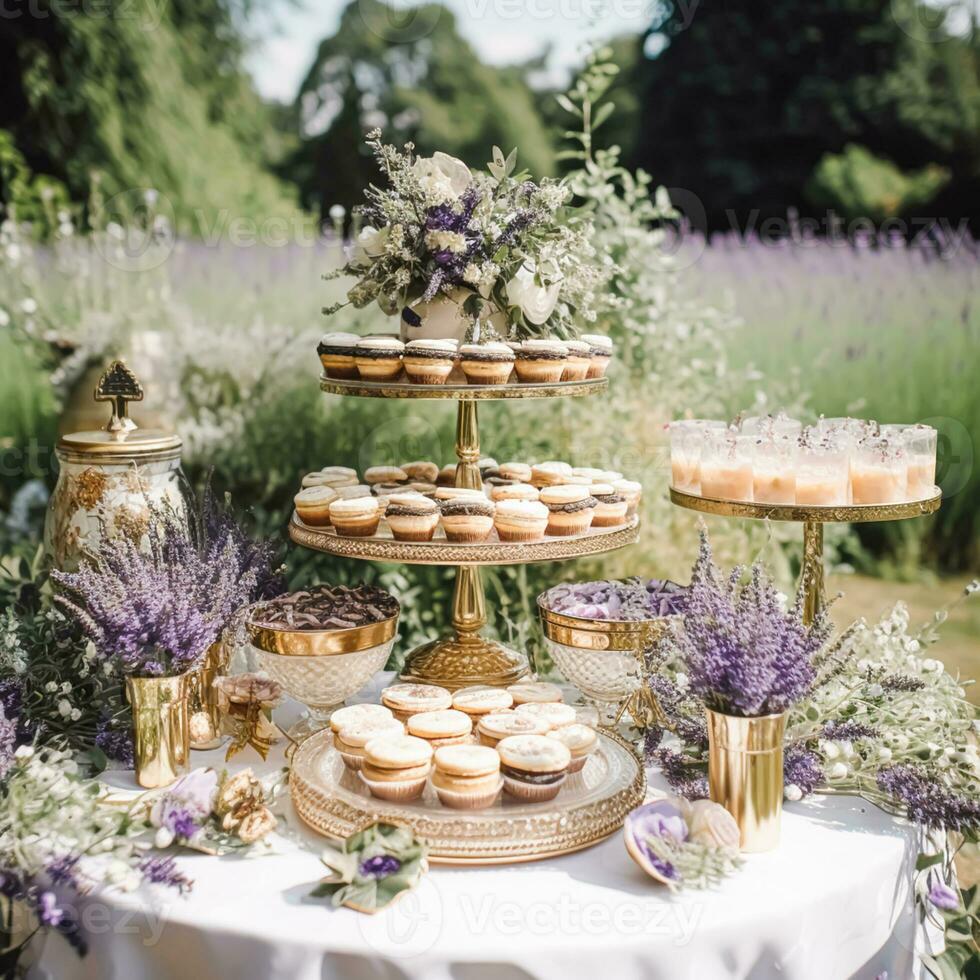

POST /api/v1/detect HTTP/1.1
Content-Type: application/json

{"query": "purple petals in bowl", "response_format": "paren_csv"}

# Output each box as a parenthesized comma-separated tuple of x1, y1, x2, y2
(623, 800, 688, 884)
(540, 578, 689, 622)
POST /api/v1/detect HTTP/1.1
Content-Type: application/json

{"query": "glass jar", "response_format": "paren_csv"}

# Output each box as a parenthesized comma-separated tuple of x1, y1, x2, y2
(44, 361, 192, 571)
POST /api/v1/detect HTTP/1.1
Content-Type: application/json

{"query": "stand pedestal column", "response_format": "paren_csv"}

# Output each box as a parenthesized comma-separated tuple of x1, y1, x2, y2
(799, 521, 824, 626)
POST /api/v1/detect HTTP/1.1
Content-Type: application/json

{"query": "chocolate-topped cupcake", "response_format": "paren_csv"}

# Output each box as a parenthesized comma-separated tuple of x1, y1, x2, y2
(459, 343, 515, 385)
(403, 339, 457, 385)
(539, 485, 597, 536)
(514, 340, 568, 383)
(590, 483, 629, 527)
(385, 493, 440, 541)
(354, 338, 404, 381)
(318, 332, 362, 379)
(439, 497, 496, 542)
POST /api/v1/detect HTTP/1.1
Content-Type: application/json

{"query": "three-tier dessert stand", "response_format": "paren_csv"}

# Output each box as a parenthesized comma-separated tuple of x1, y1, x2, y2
(289, 374, 640, 689)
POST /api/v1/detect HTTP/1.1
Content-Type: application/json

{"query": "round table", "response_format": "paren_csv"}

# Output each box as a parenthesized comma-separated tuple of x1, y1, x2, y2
(30, 700, 929, 980)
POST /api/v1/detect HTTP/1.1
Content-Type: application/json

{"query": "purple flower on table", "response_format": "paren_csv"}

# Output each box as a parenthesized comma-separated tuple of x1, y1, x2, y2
(822, 720, 879, 741)
(927, 877, 960, 911)
(625, 802, 688, 883)
(45, 856, 81, 890)
(654, 748, 710, 801)
(150, 768, 218, 842)
(876, 764, 980, 833)
(783, 747, 823, 798)
(881, 675, 925, 694)
(139, 855, 193, 894)
(359, 855, 402, 879)
(36, 891, 64, 927)
(95, 716, 134, 768)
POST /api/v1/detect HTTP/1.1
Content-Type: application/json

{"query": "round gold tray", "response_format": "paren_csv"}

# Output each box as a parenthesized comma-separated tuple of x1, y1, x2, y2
(290, 512, 640, 566)
(320, 373, 608, 400)
(290, 727, 646, 864)
(669, 486, 942, 523)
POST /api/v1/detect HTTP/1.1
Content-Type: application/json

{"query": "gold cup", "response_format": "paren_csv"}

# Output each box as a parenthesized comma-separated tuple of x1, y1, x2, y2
(706, 708, 787, 853)
(126, 674, 191, 788)
(189, 641, 231, 749)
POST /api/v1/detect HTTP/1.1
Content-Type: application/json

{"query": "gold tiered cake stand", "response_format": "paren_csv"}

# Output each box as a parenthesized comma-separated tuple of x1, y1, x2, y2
(669, 487, 942, 623)
(290, 374, 639, 689)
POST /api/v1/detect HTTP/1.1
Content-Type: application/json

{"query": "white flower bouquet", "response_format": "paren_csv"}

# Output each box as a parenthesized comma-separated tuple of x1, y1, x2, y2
(325, 131, 610, 340)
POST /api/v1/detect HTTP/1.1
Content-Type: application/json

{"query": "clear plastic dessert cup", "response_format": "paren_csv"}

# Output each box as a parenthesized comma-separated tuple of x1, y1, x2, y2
(795, 439, 849, 506)
(699, 430, 754, 502)
(904, 424, 938, 501)
(741, 414, 803, 441)
(851, 436, 909, 505)
(668, 420, 726, 494)
(752, 436, 796, 504)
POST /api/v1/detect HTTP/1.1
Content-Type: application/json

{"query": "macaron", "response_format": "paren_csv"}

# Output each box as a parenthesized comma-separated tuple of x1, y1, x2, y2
(434, 486, 487, 502)
(407, 481, 438, 498)
(458, 342, 515, 385)
(431, 744, 502, 809)
(515, 701, 578, 729)
(571, 467, 605, 480)
(333, 716, 405, 771)
(407, 708, 473, 748)
(328, 496, 381, 537)
(439, 497, 495, 543)
(562, 340, 593, 382)
(330, 703, 395, 734)
(476, 711, 550, 747)
(478, 457, 499, 476)
(493, 499, 549, 542)
(301, 472, 338, 489)
(365, 465, 408, 485)
(381, 683, 453, 722)
(613, 479, 643, 519)
(321, 466, 359, 480)
(333, 483, 373, 500)
(590, 483, 629, 527)
(385, 493, 440, 542)
(401, 461, 440, 484)
(497, 734, 571, 802)
(530, 461, 573, 488)
(498, 462, 532, 483)
(436, 464, 458, 486)
(539, 485, 597, 536)
(580, 334, 613, 378)
(403, 339, 457, 385)
(316, 471, 361, 489)
(361, 734, 433, 802)
(294, 486, 338, 526)
(452, 686, 514, 718)
(507, 681, 564, 705)
(514, 340, 568, 384)
(547, 724, 598, 774)
(490, 483, 540, 503)
(354, 337, 405, 381)
(317, 332, 362, 379)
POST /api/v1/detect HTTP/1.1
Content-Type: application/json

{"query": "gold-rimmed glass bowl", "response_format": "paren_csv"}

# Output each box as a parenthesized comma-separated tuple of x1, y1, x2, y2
(246, 606, 400, 740)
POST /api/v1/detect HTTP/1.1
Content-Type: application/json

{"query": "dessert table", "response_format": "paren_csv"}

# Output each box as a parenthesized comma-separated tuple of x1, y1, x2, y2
(29, 683, 933, 980)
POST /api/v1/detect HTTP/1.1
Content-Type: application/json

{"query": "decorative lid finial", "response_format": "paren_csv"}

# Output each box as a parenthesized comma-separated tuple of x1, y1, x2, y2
(95, 360, 143, 434)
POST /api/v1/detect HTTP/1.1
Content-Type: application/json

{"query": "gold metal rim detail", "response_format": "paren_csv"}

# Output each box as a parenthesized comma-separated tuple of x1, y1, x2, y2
(537, 599, 679, 652)
(245, 612, 399, 656)
(669, 486, 941, 524)
(320, 374, 609, 401)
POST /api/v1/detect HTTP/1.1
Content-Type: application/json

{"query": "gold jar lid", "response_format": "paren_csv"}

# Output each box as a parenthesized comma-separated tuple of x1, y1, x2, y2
(56, 360, 182, 462)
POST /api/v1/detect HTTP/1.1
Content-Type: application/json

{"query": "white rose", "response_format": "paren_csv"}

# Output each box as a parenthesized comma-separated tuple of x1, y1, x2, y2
(784, 784, 803, 802)
(412, 152, 471, 203)
(350, 225, 389, 268)
(686, 799, 740, 850)
(506, 262, 562, 326)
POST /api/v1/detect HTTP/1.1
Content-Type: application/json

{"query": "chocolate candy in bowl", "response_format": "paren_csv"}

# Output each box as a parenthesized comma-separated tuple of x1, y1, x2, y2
(246, 585, 399, 739)
(537, 579, 687, 726)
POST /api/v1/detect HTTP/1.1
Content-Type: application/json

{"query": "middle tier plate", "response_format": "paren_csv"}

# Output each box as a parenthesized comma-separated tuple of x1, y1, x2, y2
(289, 512, 640, 566)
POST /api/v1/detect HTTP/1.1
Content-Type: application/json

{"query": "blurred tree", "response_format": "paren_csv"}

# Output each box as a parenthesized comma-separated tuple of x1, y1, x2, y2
(289, 0, 556, 220)
(0, 0, 299, 232)
(632, 0, 980, 230)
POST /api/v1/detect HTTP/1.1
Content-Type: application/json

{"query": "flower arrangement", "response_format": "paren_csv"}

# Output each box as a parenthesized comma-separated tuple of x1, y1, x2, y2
(325, 132, 609, 338)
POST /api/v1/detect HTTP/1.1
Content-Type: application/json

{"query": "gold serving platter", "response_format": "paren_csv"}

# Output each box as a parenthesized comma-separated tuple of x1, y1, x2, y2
(669, 486, 942, 523)
(320, 373, 608, 400)
(289, 512, 640, 567)
(290, 727, 646, 864)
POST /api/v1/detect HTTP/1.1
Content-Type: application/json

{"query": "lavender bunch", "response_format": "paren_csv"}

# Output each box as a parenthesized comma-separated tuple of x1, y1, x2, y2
(53, 507, 259, 677)
(675, 531, 832, 717)
(876, 765, 980, 835)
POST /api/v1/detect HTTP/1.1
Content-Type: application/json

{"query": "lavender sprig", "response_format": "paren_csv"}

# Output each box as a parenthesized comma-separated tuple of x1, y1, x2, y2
(876, 765, 980, 833)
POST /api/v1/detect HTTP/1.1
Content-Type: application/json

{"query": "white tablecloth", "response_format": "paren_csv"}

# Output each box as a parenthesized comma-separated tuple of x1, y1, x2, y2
(30, 691, 928, 980)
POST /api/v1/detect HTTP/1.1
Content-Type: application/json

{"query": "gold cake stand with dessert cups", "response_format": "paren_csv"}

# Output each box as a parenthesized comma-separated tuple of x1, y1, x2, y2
(292, 371, 631, 689)
(668, 486, 942, 624)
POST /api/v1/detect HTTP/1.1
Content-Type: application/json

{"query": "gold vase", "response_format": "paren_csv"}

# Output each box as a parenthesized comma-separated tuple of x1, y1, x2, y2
(126, 674, 191, 789)
(706, 708, 787, 853)
(189, 641, 231, 749)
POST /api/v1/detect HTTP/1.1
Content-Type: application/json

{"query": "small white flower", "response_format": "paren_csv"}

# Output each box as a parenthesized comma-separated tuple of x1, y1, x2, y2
(328, 204, 345, 221)
(411, 152, 471, 204)
(0, 308, 9, 327)
(784, 784, 803, 802)
(19, 297, 37, 315)
(60, 681, 72, 694)
(867, 683, 884, 698)
(828, 762, 849, 780)
(154, 826, 175, 849)
(922, 659, 943, 673)
(675, 672, 689, 690)
(350, 225, 389, 267)
(14, 745, 33, 760)
(819, 739, 840, 760)
(70, 709, 81, 721)
(57, 698, 72, 718)
(44, 681, 58, 693)
(878, 747, 893, 762)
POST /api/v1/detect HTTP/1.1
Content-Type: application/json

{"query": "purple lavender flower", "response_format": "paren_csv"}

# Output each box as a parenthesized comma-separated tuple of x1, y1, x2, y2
(783, 747, 823, 797)
(359, 855, 402, 879)
(654, 748, 710, 800)
(881, 675, 925, 694)
(927, 877, 960, 911)
(36, 891, 63, 927)
(822, 720, 879, 741)
(676, 530, 831, 717)
(149, 768, 218, 841)
(643, 726, 665, 757)
(877, 765, 980, 833)
(45, 856, 81, 890)
(95, 717, 134, 768)
(139, 855, 193, 894)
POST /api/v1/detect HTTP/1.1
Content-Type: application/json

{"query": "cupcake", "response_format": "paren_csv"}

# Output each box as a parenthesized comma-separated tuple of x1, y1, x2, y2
(439, 497, 495, 543)
(452, 686, 514, 719)
(401, 461, 440, 484)
(613, 479, 643, 519)
(484, 477, 516, 491)
(562, 341, 593, 382)
(403, 339, 458, 385)
(498, 462, 532, 483)
(365, 465, 408, 486)
(370, 484, 405, 515)
(301, 472, 336, 489)
(361, 734, 433, 802)
(539, 485, 597, 536)
(490, 483, 540, 503)
(354, 338, 405, 381)
(497, 734, 571, 803)
(328, 496, 381, 537)
(436, 464, 457, 486)
(431, 744, 502, 809)
(381, 683, 453, 723)
(514, 340, 568, 383)
(385, 493, 440, 541)
(334, 484, 373, 500)
(494, 499, 549, 542)
(590, 483, 629, 527)
(407, 709, 473, 749)
(458, 343, 515, 385)
(329, 703, 394, 734)
(317, 332, 361, 379)
(476, 711, 550, 748)
(547, 723, 598, 774)
(507, 681, 564, 705)
(294, 486, 338, 526)
(515, 701, 578, 729)
(581, 334, 612, 378)
(333, 716, 405, 771)
(478, 457, 499, 477)
(530, 461, 573, 488)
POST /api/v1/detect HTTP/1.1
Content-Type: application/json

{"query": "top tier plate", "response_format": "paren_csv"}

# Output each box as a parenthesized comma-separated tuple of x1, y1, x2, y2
(670, 486, 942, 523)
(320, 373, 608, 400)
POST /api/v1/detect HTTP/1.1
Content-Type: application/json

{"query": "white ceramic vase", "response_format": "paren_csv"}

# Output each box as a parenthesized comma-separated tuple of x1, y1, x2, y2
(400, 287, 507, 343)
